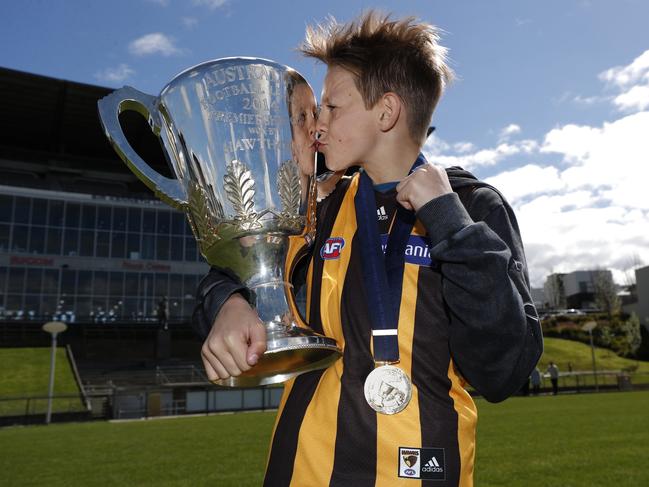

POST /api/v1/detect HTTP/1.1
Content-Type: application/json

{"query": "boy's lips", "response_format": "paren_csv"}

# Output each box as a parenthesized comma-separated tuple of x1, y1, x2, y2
(312, 140, 323, 151)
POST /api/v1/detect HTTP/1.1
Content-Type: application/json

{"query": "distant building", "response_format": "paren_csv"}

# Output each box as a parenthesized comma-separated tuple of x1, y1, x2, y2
(623, 265, 649, 328)
(543, 269, 614, 310)
(530, 287, 546, 310)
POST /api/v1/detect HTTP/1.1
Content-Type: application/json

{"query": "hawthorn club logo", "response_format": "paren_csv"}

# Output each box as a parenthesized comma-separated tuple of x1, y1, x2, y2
(320, 237, 345, 260)
(403, 455, 418, 468)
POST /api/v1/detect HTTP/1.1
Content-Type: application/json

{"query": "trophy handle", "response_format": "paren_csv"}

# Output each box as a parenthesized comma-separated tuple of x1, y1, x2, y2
(97, 86, 187, 209)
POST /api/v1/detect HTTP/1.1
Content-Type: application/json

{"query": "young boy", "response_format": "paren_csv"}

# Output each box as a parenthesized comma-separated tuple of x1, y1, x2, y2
(194, 12, 542, 486)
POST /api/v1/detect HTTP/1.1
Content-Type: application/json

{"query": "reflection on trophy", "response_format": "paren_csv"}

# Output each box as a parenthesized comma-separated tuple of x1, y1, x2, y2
(97, 57, 342, 386)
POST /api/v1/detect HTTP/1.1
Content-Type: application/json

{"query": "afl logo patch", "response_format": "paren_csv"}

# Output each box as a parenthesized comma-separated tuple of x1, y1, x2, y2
(320, 237, 345, 260)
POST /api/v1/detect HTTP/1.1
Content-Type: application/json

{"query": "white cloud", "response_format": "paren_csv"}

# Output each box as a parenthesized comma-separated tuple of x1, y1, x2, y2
(597, 49, 649, 114)
(94, 63, 135, 83)
(484, 164, 565, 203)
(613, 84, 649, 112)
(129, 33, 182, 57)
(145, 0, 169, 6)
(453, 141, 475, 153)
(422, 133, 450, 157)
(499, 123, 521, 141)
(426, 139, 537, 170)
(599, 49, 649, 88)
(502, 111, 649, 286)
(193, 0, 228, 9)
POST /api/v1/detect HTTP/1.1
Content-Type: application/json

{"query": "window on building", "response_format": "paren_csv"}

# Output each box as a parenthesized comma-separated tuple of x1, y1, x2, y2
(142, 210, 155, 232)
(156, 235, 170, 261)
(0, 223, 10, 251)
(11, 225, 28, 252)
(81, 205, 97, 229)
(63, 229, 79, 256)
(46, 228, 62, 255)
(14, 197, 31, 224)
(25, 268, 42, 294)
(42, 269, 59, 294)
(128, 208, 141, 232)
(8, 267, 26, 293)
(0, 195, 13, 222)
(31, 199, 47, 226)
(97, 206, 111, 230)
(48, 201, 64, 227)
(65, 203, 81, 228)
(111, 232, 126, 259)
(77, 271, 92, 295)
(28, 226, 46, 254)
(79, 230, 95, 256)
(96, 231, 110, 257)
(113, 207, 127, 231)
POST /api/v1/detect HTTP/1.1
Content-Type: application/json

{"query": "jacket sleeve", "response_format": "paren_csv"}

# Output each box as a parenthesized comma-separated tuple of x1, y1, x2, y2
(191, 266, 253, 341)
(417, 188, 543, 402)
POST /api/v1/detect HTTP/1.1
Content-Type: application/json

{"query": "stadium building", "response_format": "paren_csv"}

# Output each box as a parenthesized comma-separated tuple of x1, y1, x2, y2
(0, 67, 208, 325)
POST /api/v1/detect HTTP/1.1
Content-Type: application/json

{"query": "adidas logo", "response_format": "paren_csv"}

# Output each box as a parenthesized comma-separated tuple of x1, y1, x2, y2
(425, 458, 440, 468)
(377, 205, 388, 221)
(422, 456, 443, 473)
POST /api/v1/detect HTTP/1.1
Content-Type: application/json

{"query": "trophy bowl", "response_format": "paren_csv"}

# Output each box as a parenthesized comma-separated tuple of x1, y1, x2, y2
(97, 57, 342, 387)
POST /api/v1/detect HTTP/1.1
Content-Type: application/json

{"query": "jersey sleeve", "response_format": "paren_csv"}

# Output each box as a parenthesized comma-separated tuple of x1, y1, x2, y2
(417, 188, 543, 403)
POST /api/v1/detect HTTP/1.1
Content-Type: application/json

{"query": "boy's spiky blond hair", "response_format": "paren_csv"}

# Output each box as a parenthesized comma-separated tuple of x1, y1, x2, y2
(300, 11, 453, 144)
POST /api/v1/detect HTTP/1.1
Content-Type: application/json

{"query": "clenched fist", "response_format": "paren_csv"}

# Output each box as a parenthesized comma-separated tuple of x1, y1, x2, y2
(201, 293, 267, 381)
(395, 163, 452, 212)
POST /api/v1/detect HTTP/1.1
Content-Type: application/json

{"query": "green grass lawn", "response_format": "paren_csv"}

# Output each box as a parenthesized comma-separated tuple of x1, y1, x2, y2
(540, 337, 649, 373)
(1, 391, 647, 486)
(0, 348, 85, 416)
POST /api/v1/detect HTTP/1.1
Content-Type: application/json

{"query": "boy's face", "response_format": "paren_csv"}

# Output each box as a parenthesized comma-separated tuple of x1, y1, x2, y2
(316, 65, 379, 172)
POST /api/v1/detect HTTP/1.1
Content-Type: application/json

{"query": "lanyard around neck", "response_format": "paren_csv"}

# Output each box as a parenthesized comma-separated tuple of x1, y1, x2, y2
(354, 154, 426, 363)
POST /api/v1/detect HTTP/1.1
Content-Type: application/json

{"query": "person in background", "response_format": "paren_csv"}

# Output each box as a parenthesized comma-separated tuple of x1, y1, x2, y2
(530, 366, 542, 395)
(547, 361, 560, 395)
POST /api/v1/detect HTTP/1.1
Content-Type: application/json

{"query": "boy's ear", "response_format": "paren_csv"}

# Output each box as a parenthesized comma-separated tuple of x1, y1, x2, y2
(377, 92, 401, 132)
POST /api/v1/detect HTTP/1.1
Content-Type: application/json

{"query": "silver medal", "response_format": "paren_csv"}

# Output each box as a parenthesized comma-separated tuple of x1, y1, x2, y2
(364, 364, 412, 415)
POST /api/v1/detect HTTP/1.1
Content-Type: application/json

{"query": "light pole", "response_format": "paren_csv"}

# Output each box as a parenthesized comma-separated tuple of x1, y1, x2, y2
(42, 321, 68, 424)
(582, 321, 598, 392)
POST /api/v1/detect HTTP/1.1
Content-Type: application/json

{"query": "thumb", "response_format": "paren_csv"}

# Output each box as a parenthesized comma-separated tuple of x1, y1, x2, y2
(247, 321, 267, 366)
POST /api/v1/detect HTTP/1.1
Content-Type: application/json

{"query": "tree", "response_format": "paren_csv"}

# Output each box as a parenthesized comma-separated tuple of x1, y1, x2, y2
(619, 313, 642, 357)
(544, 273, 565, 309)
(593, 271, 620, 319)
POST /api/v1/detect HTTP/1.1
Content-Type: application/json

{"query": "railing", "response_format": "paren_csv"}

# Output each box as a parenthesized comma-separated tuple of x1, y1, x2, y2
(528, 370, 649, 394)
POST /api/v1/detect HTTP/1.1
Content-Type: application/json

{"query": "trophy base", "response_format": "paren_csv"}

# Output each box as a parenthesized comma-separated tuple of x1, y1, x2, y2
(211, 326, 342, 387)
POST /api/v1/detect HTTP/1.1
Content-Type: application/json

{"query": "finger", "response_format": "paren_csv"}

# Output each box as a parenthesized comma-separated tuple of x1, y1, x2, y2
(202, 351, 229, 381)
(395, 174, 411, 193)
(205, 338, 243, 377)
(228, 332, 253, 372)
(218, 351, 243, 377)
(247, 321, 267, 366)
(395, 185, 413, 211)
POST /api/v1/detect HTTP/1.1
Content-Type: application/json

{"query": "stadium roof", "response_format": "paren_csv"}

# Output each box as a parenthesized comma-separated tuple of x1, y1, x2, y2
(0, 67, 170, 197)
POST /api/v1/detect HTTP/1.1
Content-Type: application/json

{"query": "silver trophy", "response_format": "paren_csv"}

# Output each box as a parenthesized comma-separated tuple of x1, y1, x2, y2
(97, 57, 342, 386)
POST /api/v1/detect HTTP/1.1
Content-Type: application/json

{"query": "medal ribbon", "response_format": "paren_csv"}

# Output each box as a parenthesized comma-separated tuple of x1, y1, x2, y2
(355, 154, 426, 363)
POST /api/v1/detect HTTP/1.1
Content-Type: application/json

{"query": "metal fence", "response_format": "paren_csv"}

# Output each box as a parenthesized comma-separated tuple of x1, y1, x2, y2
(0, 385, 283, 426)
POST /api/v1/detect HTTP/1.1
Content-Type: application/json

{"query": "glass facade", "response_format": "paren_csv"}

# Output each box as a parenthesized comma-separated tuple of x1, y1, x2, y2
(0, 194, 200, 262)
(0, 192, 207, 323)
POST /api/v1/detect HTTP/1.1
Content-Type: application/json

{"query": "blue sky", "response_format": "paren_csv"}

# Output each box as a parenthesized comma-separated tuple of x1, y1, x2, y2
(1, 0, 648, 287)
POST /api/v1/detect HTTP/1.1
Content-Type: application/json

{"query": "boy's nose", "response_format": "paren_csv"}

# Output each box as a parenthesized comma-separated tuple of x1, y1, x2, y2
(315, 116, 328, 137)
